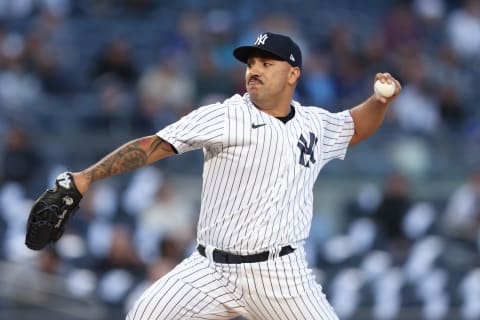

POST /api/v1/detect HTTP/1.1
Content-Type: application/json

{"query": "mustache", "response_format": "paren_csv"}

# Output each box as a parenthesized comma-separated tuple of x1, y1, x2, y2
(248, 76, 263, 84)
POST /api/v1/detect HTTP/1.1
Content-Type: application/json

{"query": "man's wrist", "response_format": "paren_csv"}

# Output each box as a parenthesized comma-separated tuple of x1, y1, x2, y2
(71, 172, 90, 195)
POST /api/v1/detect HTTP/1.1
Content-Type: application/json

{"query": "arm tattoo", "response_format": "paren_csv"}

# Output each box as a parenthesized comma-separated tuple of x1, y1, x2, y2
(83, 136, 174, 185)
(149, 137, 174, 155)
(85, 140, 148, 183)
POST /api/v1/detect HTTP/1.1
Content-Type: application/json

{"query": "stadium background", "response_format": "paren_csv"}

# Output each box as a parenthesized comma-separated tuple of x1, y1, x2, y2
(0, 0, 479, 319)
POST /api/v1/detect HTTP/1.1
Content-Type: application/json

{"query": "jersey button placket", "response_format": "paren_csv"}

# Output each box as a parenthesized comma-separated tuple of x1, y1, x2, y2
(277, 124, 290, 192)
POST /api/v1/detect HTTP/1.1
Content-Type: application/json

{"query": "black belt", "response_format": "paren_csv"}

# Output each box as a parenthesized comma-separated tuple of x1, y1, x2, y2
(197, 244, 295, 264)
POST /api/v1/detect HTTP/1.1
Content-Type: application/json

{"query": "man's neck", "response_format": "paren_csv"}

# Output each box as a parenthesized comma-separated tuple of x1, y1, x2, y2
(251, 97, 292, 118)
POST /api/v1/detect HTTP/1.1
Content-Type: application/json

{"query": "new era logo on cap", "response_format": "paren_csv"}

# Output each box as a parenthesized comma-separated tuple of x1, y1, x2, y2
(233, 32, 302, 69)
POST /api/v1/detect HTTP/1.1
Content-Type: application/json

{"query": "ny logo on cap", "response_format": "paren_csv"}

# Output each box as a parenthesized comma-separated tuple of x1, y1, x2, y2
(290, 54, 295, 62)
(254, 33, 268, 46)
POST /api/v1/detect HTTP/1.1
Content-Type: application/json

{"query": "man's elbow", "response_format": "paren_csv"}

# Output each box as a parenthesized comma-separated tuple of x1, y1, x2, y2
(349, 129, 375, 146)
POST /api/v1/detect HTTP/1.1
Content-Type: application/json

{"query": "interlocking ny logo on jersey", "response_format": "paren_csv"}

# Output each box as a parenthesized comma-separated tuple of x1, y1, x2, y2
(254, 33, 268, 46)
(297, 132, 318, 167)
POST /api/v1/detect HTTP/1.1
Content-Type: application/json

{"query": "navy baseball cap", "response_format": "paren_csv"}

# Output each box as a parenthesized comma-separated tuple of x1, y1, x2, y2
(233, 32, 302, 69)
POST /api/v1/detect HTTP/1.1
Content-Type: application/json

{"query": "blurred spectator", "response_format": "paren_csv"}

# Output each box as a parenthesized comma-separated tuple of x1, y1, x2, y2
(300, 50, 336, 107)
(328, 23, 357, 60)
(0, 126, 40, 188)
(413, 0, 446, 23)
(0, 0, 36, 20)
(158, 9, 202, 70)
(22, 8, 77, 91)
(324, 23, 370, 108)
(123, 254, 177, 313)
(413, 0, 446, 48)
(389, 53, 440, 135)
(173, 9, 203, 49)
(360, 29, 396, 77)
(94, 224, 143, 274)
(0, 248, 68, 314)
(0, 181, 34, 262)
(204, 9, 236, 72)
(40, 0, 72, 18)
(133, 178, 196, 263)
(382, 1, 424, 54)
(86, 77, 134, 132)
(445, 0, 480, 60)
(442, 171, 480, 242)
(333, 52, 368, 108)
(193, 49, 234, 102)
(70, 180, 119, 238)
(136, 56, 195, 130)
(138, 179, 196, 243)
(37, 247, 64, 275)
(158, 235, 189, 263)
(91, 37, 139, 86)
(121, 166, 164, 217)
(29, 8, 77, 70)
(437, 84, 466, 132)
(123, 236, 183, 314)
(427, 44, 471, 130)
(33, 48, 77, 95)
(371, 174, 413, 260)
(92, 223, 145, 307)
(0, 33, 41, 111)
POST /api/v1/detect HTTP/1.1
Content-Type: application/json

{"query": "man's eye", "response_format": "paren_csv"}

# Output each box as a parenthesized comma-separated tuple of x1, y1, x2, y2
(264, 63, 271, 67)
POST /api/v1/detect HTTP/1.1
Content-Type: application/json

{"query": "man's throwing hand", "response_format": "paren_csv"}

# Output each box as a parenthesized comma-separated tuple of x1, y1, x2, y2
(373, 72, 401, 104)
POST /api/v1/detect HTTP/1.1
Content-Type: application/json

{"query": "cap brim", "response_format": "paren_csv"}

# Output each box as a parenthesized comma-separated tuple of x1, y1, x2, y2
(233, 46, 284, 64)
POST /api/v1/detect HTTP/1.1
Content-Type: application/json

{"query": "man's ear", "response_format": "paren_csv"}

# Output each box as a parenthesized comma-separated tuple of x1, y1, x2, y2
(289, 67, 301, 85)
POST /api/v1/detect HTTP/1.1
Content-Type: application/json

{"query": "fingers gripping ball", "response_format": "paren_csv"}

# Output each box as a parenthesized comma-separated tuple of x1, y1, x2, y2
(25, 172, 83, 250)
(374, 80, 396, 98)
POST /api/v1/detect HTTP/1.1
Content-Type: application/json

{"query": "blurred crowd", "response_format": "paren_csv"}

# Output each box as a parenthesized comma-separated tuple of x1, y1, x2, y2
(0, 0, 479, 319)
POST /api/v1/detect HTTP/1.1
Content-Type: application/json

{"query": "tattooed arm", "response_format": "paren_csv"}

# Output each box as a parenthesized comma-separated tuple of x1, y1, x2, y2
(72, 135, 176, 194)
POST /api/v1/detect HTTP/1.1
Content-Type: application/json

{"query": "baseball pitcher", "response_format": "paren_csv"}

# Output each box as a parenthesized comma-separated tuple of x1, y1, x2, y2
(25, 32, 401, 319)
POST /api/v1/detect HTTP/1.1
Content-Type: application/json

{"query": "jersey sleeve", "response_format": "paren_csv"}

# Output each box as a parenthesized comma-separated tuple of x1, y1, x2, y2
(156, 103, 225, 154)
(320, 109, 355, 163)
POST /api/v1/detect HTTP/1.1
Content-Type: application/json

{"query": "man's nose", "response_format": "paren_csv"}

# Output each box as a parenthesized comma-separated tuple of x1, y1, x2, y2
(248, 62, 261, 75)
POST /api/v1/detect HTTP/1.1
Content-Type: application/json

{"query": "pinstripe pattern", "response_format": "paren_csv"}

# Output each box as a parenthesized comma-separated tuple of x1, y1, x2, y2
(127, 252, 246, 320)
(127, 249, 338, 320)
(241, 247, 339, 320)
(157, 94, 354, 254)
(134, 93, 354, 319)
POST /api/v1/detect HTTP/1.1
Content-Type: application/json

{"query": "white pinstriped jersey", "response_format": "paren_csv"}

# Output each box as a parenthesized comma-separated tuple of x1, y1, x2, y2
(157, 93, 354, 254)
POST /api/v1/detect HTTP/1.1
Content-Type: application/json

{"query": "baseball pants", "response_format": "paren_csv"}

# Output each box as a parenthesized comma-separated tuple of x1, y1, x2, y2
(126, 246, 339, 320)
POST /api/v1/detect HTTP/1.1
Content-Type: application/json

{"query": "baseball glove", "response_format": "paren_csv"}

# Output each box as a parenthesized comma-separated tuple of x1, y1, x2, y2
(25, 172, 83, 250)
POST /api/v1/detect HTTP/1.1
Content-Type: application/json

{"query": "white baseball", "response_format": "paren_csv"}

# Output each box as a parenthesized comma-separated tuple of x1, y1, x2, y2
(374, 80, 396, 98)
